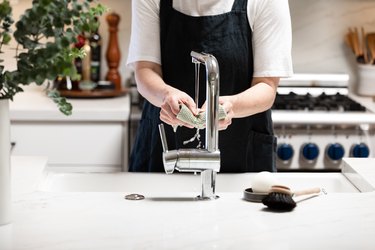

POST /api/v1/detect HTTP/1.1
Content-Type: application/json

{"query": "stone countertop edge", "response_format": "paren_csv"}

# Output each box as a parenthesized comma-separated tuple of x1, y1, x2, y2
(342, 157, 375, 192)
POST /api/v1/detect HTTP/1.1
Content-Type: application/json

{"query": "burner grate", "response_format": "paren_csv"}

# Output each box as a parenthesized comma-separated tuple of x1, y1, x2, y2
(272, 92, 367, 112)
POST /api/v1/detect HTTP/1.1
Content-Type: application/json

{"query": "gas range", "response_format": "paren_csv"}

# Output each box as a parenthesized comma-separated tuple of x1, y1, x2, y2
(272, 74, 375, 171)
(274, 88, 366, 112)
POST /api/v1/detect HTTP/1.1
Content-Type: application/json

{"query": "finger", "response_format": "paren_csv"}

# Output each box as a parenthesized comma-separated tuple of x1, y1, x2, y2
(160, 102, 177, 119)
(218, 117, 232, 131)
(159, 112, 174, 125)
(160, 106, 196, 129)
(180, 122, 195, 129)
(160, 104, 179, 125)
(169, 102, 181, 116)
(183, 98, 198, 115)
(160, 115, 195, 129)
(160, 109, 179, 125)
(163, 94, 181, 116)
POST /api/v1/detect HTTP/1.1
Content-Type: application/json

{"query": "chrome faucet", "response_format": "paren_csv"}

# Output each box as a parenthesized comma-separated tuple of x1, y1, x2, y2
(158, 51, 221, 200)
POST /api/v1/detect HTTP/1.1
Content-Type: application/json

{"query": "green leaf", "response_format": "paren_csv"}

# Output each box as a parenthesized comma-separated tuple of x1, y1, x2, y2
(2, 32, 11, 44)
(1, 0, 108, 115)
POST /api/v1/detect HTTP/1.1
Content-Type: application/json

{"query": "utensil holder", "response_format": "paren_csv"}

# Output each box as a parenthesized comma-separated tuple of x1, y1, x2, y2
(357, 64, 375, 96)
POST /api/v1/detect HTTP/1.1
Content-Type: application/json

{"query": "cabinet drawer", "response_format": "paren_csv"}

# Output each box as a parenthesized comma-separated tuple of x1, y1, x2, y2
(11, 122, 124, 167)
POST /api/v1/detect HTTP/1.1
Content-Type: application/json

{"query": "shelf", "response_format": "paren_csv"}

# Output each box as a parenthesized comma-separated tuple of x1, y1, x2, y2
(58, 89, 129, 99)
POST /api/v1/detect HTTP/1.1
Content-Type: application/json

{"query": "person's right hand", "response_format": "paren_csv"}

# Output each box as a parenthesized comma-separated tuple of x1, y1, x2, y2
(159, 86, 197, 128)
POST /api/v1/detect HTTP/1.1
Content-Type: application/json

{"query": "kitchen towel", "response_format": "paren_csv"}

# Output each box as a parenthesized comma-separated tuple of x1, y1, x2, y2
(176, 103, 227, 129)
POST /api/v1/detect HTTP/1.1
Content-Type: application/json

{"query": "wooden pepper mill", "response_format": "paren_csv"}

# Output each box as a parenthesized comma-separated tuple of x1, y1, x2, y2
(105, 12, 122, 90)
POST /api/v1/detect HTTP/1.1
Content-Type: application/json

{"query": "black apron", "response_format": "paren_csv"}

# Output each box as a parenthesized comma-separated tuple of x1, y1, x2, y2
(129, 0, 277, 173)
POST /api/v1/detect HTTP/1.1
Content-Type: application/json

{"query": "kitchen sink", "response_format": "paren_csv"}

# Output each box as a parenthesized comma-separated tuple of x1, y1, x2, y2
(38, 171, 360, 193)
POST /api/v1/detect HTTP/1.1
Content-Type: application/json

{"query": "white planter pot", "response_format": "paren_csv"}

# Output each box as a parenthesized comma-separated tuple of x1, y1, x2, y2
(0, 99, 11, 226)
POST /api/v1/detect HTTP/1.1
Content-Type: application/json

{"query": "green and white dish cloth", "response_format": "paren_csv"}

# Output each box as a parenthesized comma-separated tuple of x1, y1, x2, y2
(176, 103, 227, 129)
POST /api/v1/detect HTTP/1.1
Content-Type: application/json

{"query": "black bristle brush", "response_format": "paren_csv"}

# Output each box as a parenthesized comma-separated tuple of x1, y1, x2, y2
(262, 185, 322, 211)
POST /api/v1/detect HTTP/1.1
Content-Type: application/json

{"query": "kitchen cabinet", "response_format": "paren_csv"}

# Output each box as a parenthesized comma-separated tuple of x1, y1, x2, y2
(11, 122, 125, 170)
(9, 86, 131, 172)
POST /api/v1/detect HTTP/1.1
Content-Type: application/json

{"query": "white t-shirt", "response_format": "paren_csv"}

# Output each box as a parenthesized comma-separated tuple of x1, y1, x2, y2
(127, 0, 293, 77)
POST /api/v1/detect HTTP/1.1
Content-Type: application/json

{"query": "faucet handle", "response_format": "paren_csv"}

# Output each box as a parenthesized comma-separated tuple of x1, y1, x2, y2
(158, 123, 177, 174)
(158, 123, 169, 153)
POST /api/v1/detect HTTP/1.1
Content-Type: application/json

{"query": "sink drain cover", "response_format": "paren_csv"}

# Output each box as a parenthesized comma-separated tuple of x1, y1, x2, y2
(124, 194, 145, 200)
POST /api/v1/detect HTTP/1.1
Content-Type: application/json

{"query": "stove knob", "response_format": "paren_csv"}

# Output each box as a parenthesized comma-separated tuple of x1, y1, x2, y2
(301, 143, 319, 162)
(350, 143, 370, 158)
(326, 143, 345, 161)
(277, 143, 294, 161)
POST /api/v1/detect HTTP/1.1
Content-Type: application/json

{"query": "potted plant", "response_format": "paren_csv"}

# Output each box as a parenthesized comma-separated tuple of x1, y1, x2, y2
(0, 0, 106, 226)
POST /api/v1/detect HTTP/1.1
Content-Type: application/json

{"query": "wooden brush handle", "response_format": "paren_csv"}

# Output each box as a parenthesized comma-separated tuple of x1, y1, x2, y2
(293, 187, 321, 197)
(269, 185, 322, 197)
(269, 185, 291, 195)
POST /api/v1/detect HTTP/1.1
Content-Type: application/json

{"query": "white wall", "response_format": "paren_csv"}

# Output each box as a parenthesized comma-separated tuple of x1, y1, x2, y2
(289, 0, 375, 79)
(7, 0, 375, 87)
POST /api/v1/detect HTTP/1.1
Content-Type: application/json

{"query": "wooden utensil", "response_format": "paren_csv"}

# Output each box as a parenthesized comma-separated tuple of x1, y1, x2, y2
(367, 33, 375, 64)
(362, 27, 369, 64)
(354, 27, 365, 63)
(347, 28, 365, 63)
(347, 28, 357, 55)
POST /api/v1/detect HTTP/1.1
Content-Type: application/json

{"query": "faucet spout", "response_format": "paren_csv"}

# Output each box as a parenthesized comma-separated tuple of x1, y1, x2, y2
(190, 51, 220, 152)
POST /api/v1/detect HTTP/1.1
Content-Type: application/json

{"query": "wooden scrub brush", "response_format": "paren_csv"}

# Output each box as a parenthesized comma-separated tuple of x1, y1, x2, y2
(262, 185, 323, 211)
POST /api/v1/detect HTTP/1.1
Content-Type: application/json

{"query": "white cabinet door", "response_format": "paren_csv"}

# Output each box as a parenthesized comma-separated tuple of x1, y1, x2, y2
(11, 122, 125, 168)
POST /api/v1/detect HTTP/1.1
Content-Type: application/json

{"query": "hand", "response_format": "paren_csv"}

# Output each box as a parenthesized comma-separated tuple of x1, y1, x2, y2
(218, 96, 234, 130)
(200, 96, 235, 131)
(159, 86, 197, 128)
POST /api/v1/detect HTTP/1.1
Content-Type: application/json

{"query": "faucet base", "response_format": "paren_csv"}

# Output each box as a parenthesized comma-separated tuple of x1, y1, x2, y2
(196, 195, 220, 201)
(198, 169, 219, 200)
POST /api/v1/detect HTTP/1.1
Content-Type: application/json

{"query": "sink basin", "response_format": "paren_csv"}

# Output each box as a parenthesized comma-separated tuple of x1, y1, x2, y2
(39, 171, 360, 193)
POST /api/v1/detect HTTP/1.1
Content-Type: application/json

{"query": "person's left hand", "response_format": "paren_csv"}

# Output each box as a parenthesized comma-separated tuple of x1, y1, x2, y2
(200, 96, 235, 131)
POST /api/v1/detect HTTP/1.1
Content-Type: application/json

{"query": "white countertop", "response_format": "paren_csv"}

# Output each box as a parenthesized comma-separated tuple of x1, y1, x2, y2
(1, 156, 375, 250)
(350, 93, 375, 113)
(9, 86, 131, 122)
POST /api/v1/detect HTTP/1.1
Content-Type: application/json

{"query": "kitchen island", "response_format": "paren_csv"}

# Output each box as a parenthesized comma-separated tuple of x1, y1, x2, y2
(1, 156, 375, 250)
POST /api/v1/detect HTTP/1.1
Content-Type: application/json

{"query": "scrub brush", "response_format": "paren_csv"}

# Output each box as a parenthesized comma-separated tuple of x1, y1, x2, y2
(262, 185, 324, 211)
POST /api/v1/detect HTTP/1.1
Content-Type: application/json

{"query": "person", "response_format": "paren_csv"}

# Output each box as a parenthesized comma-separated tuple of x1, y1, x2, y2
(127, 0, 293, 173)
